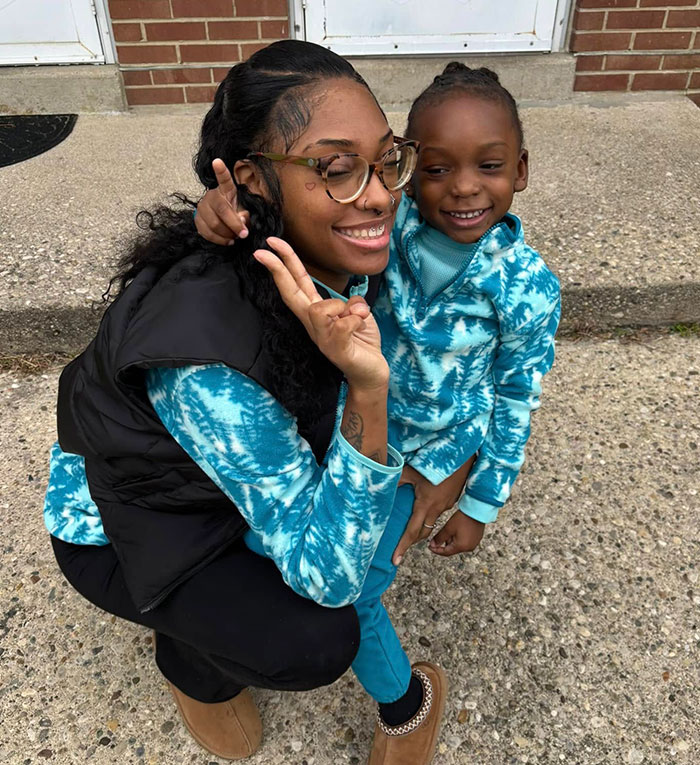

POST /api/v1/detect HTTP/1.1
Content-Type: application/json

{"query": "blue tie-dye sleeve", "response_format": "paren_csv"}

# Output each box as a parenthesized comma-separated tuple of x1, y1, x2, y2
(459, 281, 561, 522)
(147, 364, 403, 607)
(43, 442, 110, 545)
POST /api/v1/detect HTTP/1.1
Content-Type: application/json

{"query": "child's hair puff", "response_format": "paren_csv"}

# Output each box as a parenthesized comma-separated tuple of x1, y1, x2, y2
(407, 62, 523, 147)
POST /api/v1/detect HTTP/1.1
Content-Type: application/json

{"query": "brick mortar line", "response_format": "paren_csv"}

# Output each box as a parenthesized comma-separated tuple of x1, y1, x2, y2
(598, 28, 696, 32)
(120, 64, 224, 69)
(116, 39, 277, 44)
(575, 71, 694, 77)
(575, 49, 700, 54)
(574, 84, 695, 92)
(574, 27, 696, 30)
(575, 28, 697, 32)
(576, 2, 700, 5)
(113, 16, 287, 22)
(577, 3, 700, 6)
(593, 27, 696, 31)
(576, 70, 692, 76)
(123, 83, 214, 86)
(121, 65, 223, 70)
(128, 49, 691, 59)
(125, 85, 215, 89)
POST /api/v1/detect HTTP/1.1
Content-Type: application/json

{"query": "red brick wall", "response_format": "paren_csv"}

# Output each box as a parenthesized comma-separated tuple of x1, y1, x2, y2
(571, 1, 700, 105)
(108, 0, 291, 105)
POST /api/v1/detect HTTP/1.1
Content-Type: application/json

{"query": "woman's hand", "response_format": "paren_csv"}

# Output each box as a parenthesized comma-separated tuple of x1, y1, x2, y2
(254, 237, 390, 391)
(392, 456, 474, 565)
(195, 159, 250, 245)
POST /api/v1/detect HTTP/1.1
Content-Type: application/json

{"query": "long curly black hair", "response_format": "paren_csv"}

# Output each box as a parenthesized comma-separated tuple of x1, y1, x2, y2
(106, 40, 374, 430)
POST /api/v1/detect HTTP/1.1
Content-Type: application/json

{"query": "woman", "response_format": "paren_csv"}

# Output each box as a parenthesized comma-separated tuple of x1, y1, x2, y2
(45, 40, 444, 762)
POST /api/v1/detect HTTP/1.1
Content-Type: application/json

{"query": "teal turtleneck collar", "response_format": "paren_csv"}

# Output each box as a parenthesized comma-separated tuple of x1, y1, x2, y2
(411, 224, 478, 301)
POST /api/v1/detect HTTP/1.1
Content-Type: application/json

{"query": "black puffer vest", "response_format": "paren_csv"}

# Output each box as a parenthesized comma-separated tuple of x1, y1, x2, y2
(57, 251, 380, 612)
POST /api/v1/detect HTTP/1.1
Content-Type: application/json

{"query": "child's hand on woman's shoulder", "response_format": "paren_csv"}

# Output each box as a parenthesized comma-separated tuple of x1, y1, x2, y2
(195, 159, 250, 245)
(428, 511, 484, 557)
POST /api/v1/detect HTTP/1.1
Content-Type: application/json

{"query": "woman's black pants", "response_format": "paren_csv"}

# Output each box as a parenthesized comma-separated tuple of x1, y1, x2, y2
(51, 535, 360, 703)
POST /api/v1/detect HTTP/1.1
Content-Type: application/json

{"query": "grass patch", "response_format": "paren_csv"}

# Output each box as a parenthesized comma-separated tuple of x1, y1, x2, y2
(669, 323, 700, 338)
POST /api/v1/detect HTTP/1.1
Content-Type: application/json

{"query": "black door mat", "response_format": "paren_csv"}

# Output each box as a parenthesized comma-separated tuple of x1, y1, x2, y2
(0, 114, 78, 169)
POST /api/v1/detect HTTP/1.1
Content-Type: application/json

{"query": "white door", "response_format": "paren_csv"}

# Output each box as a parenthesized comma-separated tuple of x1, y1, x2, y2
(0, 0, 104, 65)
(301, 0, 563, 55)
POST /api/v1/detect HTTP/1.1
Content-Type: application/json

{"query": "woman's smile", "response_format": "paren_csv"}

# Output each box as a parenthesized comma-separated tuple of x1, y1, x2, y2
(334, 217, 392, 251)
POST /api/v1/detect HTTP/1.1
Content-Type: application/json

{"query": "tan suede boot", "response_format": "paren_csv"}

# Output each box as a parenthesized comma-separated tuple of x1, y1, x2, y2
(368, 662, 447, 765)
(167, 682, 263, 760)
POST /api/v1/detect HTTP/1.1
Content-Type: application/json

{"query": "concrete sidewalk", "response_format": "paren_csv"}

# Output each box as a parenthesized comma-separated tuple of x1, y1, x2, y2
(1, 334, 698, 764)
(1, 97, 699, 357)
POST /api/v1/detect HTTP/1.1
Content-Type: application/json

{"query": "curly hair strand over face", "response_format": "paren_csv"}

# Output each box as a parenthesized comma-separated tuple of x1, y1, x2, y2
(106, 40, 376, 431)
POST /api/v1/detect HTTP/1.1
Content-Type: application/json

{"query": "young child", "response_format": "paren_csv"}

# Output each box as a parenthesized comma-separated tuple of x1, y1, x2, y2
(197, 63, 560, 761)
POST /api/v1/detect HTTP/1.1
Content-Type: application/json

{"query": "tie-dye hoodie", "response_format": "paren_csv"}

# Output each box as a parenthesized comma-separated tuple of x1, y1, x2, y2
(44, 365, 403, 608)
(374, 196, 561, 523)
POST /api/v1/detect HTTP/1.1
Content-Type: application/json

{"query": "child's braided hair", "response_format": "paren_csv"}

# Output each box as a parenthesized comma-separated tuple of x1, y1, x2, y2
(407, 62, 523, 147)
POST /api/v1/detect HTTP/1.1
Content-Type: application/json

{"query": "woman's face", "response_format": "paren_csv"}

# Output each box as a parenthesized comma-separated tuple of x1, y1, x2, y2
(271, 79, 399, 292)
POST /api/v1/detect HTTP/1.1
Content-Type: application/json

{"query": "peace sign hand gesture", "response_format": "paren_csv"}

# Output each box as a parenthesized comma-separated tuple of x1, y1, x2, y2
(254, 237, 390, 392)
(194, 159, 250, 245)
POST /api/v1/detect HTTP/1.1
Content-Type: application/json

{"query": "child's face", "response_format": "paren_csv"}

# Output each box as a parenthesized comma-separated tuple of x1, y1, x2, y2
(408, 94, 528, 245)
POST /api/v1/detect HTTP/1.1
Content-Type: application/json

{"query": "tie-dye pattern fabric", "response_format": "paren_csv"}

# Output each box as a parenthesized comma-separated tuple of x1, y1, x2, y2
(44, 442, 110, 546)
(44, 364, 403, 608)
(374, 195, 561, 523)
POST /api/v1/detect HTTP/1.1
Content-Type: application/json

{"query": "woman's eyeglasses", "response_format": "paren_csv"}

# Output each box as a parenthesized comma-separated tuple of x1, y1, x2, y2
(248, 139, 419, 204)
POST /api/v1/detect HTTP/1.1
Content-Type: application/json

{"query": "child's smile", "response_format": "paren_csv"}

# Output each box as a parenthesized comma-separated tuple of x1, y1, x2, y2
(408, 94, 528, 245)
(441, 207, 491, 231)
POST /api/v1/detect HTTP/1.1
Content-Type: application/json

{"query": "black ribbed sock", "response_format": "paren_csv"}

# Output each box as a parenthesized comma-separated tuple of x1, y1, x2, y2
(378, 674, 424, 726)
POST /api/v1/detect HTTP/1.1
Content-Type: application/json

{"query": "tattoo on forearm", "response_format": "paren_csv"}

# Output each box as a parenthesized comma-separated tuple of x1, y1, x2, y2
(342, 411, 364, 450)
(342, 410, 386, 464)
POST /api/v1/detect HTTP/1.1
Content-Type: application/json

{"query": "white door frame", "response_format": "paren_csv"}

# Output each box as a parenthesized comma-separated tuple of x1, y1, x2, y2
(94, 0, 118, 65)
(0, 0, 116, 65)
(290, 0, 574, 55)
(551, 0, 574, 52)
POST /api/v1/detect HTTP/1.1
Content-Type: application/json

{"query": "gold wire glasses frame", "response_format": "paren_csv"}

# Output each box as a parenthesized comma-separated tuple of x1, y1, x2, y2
(247, 138, 419, 204)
